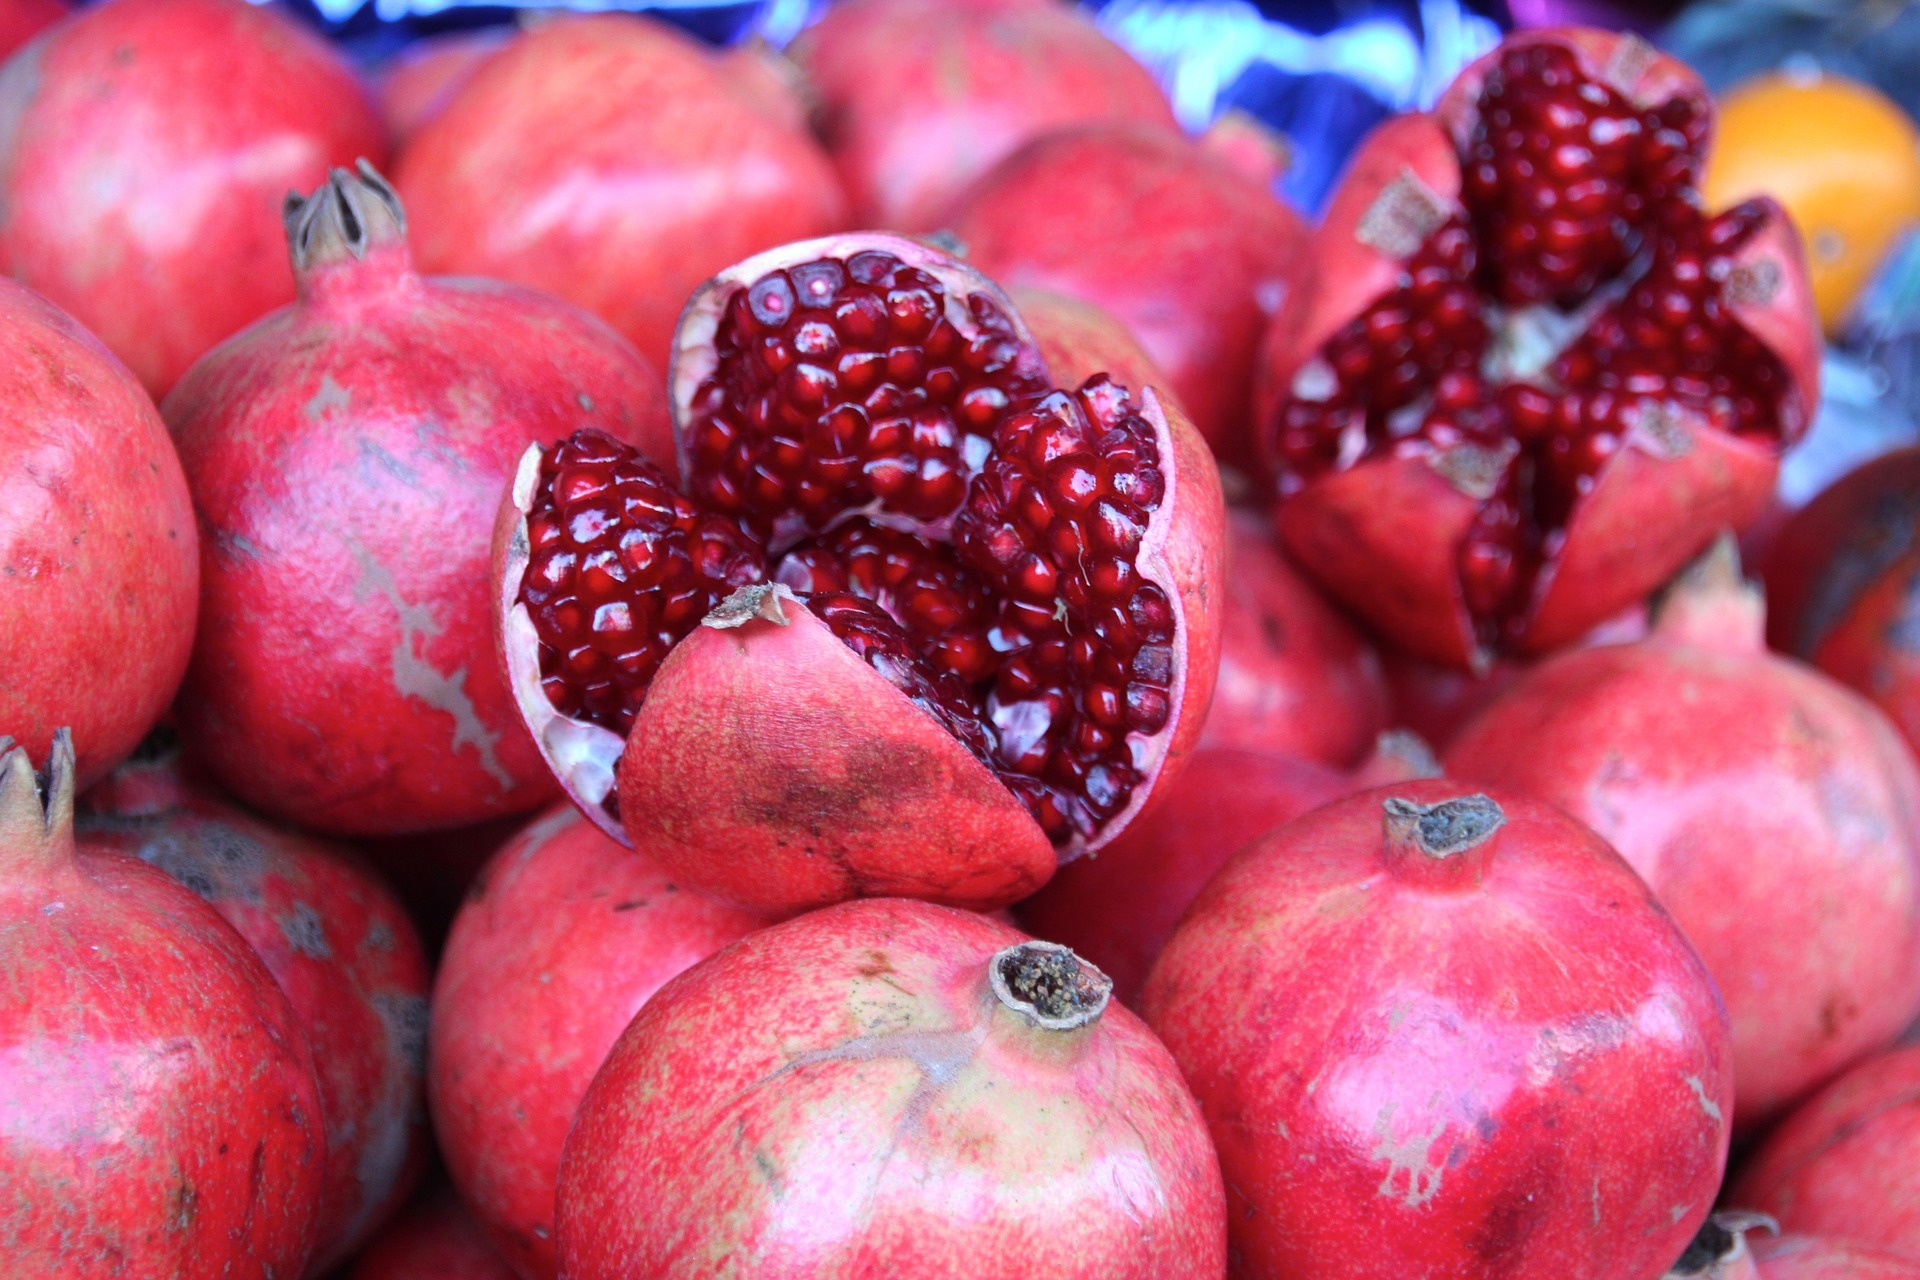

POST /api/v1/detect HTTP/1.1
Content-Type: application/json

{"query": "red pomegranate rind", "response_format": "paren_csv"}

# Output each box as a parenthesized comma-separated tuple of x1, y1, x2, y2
(1009, 284, 1182, 420)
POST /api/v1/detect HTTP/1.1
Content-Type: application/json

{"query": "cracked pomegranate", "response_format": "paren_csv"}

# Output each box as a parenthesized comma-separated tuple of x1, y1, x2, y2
(1766, 448, 1920, 765)
(1256, 28, 1819, 668)
(0, 0, 386, 396)
(1733, 1045, 1920, 1263)
(77, 734, 432, 1274)
(1447, 541, 1920, 1126)
(947, 121, 1308, 461)
(0, 277, 198, 792)
(1143, 783, 1733, 1280)
(496, 232, 1223, 915)
(0, 733, 326, 1275)
(165, 164, 671, 836)
(394, 13, 847, 372)
(431, 804, 764, 1280)
(556, 899, 1225, 1278)
(1019, 730, 1437, 1005)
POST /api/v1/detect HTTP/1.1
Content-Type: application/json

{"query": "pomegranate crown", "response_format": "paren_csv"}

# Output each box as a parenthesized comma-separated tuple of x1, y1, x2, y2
(0, 729, 76, 868)
(989, 941, 1112, 1030)
(284, 159, 407, 273)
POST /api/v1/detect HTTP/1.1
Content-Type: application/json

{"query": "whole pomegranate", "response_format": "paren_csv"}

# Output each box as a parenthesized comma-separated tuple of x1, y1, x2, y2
(1754, 1239, 1920, 1280)
(792, 0, 1176, 230)
(0, 733, 326, 1274)
(431, 803, 764, 1280)
(1204, 509, 1390, 762)
(1257, 28, 1820, 668)
(164, 163, 671, 837)
(0, 0, 60, 58)
(76, 734, 432, 1274)
(1019, 731, 1436, 1004)
(373, 27, 511, 143)
(556, 898, 1226, 1278)
(349, 1186, 517, 1280)
(1732, 1045, 1920, 1262)
(0, 0, 386, 395)
(496, 232, 1225, 915)
(946, 122, 1307, 460)
(394, 14, 846, 372)
(0, 278, 198, 791)
(1765, 448, 1920, 762)
(1446, 540, 1920, 1125)
(1142, 782, 1734, 1280)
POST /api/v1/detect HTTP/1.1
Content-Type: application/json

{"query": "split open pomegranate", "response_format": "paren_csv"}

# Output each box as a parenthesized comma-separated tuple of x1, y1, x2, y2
(496, 233, 1224, 915)
(1257, 28, 1819, 668)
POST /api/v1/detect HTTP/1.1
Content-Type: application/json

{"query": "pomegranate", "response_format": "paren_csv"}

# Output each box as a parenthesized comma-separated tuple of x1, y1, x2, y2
(1666, 1215, 1775, 1280)
(431, 803, 764, 1280)
(1005, 283, 1177, 416)
(1731, 1045, 1920, 1262)
(163, 164, 670, 837)
(0, 0, 387, 396)
(1446, 540, 1920, 1125)
(373, 27, 511, 143)
(791, 0, 1176, 231)
(76, 733, 432, 1274)
(1142, 782, 1735, 1280)
(1205, 509, 1390, 762)
(0, 0, 60, 58)
(348, 1185, 518, 1280)
(1765, 447, 1920, 762)
(0, 732, 326, 1275)
(1753, 1239, 1920, 1280)
(1019, 730, 1437, 1004)
(947, 122, 1307, 460)
(0, 279, 198, 792)
(394, 14, 847, 373)
(1257, 28, 1819, 668)
(555, 898, 1225, 1277)
(496, 232, 1225, 914)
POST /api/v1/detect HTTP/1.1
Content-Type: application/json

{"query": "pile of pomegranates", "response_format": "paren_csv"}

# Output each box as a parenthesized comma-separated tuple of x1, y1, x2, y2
(2, 5, 1916, 1278)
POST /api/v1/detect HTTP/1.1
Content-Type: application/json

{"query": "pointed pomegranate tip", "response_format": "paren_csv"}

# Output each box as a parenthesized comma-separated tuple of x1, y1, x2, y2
(285, 158, 411, 281)
(1360, 729, 1443, 785)
(1665, 1211, 1776, 1279)
(0, 728, 77, 875)
(990, 940, 1112, 1030)
(703, 583, 798, 630)
(1651, 532, 1767, 654)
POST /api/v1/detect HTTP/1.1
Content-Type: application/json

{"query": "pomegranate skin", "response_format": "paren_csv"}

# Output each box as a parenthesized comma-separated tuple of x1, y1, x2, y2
(1765, 448, 1920, 763)
(431, 803, 764, 1280)
(1142, 782, 1734, 1280)
(556, 898, 1227, 1279)
(394, 14, 847, 372)
(792, 0, 1177, 231)
(1006, 283, 1178, 417)
(77, 744, 432, 1274)
(348, 1185, 518, 1280)
(0, 734, 327, 1276)
(0, 0, 60, 58)
(1205, 510, 1389, 763)
(373, 27, 510, 143)
(165, 165, 671, 837)
(1753, 1238, 1920, 1280)
(0, 0, 387, 396)
(0, 279, 198, 791)
(1446, 545, 1920, 1125)
(947, 122, 1307, 460)
(1732, 1046, 1920, 1262)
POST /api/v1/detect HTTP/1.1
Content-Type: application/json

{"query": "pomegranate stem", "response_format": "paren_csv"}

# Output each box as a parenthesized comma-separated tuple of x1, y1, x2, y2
(990, 941, 1111, 1030)
(0, 729, 76, 877)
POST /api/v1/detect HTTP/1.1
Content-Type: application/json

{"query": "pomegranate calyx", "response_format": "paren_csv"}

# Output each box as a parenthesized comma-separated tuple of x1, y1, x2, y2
(1666, 1212, 1777, 1278)
(703, 582, 798, 630)
(0, 728, 76, 876)
(285, 160, 410, 278)
(1383, 792, 1505, 866)
(1650, 533, 1766, 655)
(990, 940, 1112, 1030)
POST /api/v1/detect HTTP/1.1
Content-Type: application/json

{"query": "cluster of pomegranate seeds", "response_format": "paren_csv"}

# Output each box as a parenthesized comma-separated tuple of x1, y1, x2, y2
(519, 431, 767, 734)
(1271, 41, 1795, 645)
(519, 251, 1178, 846)
(684, 249, 1049, 540)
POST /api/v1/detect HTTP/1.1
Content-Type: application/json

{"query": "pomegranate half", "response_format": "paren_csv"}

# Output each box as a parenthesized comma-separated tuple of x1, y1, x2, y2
(1447, 540, 1920, 1125)
(0, 0, 386, 395)
(1142, 782, 1734, 1280)
(1257, 28, 1819, 668)
(0, 732, 326, 1275)
(164, 163, 672, 836)
(495, 232, 1225, 915)
(555, 898, 1226, 1278)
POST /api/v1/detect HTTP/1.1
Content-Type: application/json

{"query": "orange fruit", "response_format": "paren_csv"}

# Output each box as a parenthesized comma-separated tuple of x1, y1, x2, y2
(1706, 70, 1920, 334)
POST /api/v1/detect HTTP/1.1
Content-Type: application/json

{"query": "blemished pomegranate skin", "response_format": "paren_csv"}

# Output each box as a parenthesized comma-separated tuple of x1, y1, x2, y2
(430, 804, 764, 1280)
(1142, 782, 1734, 1280)
(555, 899, 1228, 1279)
(0, 0, 387, 396)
